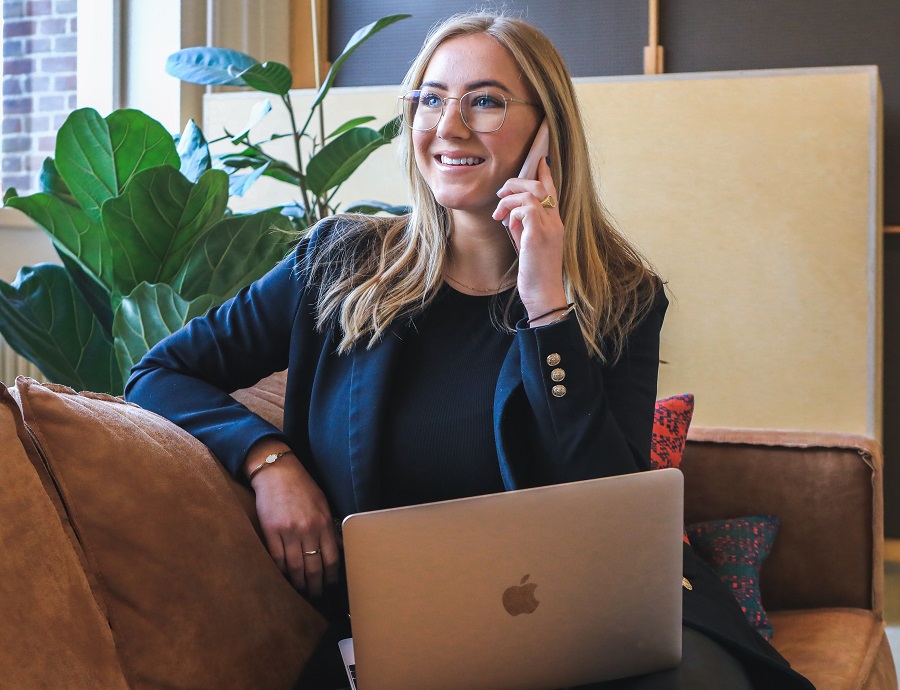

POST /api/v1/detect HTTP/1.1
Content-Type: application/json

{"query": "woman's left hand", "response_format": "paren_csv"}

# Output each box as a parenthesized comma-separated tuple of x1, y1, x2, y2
(493, 157, 568, 324)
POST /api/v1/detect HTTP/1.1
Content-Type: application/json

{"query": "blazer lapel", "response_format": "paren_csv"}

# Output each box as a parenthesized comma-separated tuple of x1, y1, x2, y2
(347, 324, 408, 511)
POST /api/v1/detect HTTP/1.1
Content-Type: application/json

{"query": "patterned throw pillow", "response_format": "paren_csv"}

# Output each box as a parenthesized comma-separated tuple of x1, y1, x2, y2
(650, 393, 695, 471)
(650, 394, 694, 544)
(686, 515, 781, 640)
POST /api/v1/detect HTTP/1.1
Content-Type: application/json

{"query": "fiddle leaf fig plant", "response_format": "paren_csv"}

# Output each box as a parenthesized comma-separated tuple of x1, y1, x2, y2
(3, 108, 295, 394)
(0, 13, 411, 395)
(165, 12, 411, 225)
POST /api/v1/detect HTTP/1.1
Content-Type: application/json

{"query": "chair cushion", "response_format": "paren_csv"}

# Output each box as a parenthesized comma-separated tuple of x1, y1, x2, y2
(768, 609, 896, 690)
(13, 377, 327, 690)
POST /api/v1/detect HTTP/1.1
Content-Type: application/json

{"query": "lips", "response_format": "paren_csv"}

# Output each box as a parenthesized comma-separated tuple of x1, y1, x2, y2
(438, 154, 485, 166)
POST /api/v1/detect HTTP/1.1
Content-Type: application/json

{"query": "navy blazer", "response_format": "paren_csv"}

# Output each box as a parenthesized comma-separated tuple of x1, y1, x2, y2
(126, 224, 666, 521)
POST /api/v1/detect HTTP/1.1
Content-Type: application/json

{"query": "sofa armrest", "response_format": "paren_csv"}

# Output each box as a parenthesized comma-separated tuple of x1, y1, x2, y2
(681, 427, 883, 615)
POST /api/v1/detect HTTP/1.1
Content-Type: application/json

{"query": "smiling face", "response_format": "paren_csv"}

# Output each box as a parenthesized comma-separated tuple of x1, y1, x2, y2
(412, 33, 543, 221)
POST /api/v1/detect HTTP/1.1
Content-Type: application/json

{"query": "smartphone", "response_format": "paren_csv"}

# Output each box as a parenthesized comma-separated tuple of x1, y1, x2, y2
(517, 118, 549, 181)
(502, 119, 550, 230)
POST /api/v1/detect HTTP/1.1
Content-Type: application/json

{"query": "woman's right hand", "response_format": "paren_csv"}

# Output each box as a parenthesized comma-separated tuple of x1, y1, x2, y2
(244, 440, 341, 597)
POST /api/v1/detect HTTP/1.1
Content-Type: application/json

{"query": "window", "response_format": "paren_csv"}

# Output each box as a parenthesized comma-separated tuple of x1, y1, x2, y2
(2, 0, 78, 196)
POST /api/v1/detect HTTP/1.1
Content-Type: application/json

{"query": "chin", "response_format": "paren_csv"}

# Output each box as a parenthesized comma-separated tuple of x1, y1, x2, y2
(430, 189, 492, 215)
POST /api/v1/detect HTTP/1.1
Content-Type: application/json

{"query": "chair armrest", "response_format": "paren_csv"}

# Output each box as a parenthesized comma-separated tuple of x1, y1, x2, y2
(681, 427, 883, 615)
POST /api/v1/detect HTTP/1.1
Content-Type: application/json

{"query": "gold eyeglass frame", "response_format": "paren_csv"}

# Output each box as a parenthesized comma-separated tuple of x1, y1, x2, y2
(399, 89, 537, 133)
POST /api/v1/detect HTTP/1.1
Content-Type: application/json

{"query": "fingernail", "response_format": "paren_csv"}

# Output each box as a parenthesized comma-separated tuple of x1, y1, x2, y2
(496, 187, 504, 196)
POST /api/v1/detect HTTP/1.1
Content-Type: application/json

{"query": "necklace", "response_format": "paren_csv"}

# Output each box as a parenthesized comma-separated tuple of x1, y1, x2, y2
(443, 272, 517, 294)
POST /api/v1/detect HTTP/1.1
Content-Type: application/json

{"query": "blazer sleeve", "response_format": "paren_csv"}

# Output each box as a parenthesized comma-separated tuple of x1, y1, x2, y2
(124, 237, 314, 476)
(514, 286, 667, 483)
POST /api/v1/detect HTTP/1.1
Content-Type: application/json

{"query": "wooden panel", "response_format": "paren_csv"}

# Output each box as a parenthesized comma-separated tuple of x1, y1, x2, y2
(289, 0, 330, 88)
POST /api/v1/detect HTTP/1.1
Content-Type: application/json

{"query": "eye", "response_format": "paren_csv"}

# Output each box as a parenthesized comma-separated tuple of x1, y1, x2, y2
(419, 91, 443, 108)
(469, 92, 504, 109)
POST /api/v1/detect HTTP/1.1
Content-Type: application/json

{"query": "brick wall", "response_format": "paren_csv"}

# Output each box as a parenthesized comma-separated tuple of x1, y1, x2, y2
(2, 0, 77, 196)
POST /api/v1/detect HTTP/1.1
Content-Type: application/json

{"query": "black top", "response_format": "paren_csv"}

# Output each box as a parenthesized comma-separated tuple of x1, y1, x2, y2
(381, 286, 514, 507)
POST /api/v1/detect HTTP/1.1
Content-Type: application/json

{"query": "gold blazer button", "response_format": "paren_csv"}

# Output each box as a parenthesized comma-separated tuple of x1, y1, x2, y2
(546, 353, 561, 366)
(550, 368, 565, 382)
(551, 385, 567, 398)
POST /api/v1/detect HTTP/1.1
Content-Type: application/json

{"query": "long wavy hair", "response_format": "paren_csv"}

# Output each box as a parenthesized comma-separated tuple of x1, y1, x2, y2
(309, 11, 660, 361)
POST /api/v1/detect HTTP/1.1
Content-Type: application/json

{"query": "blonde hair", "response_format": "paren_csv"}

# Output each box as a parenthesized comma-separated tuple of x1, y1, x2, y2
(309, 11, 660, 361)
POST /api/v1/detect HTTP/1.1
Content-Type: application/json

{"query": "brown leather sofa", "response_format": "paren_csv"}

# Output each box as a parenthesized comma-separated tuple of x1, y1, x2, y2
(682, 427, 897, 690)
(4, 368, 894, 690)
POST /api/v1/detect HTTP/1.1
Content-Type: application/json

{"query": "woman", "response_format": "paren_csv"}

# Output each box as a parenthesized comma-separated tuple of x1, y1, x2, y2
(126, 11, 813, 690)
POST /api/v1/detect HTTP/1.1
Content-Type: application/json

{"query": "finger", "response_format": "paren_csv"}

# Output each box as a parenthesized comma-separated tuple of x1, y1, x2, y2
(321, 528, 342, 587)
(284, 538, 308, 592)
(507, 206, 532, 234)
(302, 545, 325, 598)
(496, 177, 546, 199)
(492, 191, 540, 223)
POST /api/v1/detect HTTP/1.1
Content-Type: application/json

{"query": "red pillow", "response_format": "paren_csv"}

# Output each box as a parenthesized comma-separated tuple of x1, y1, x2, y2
(650, 393, 694, 470)
(650, 394, 694, 544)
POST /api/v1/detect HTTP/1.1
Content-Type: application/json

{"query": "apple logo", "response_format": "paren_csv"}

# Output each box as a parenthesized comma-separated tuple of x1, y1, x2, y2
(503, 574, 540, 616)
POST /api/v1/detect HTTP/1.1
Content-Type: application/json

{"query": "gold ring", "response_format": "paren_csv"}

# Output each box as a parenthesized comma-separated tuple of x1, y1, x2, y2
(303, 549, 320, 556)
(540, 194, 556, 209)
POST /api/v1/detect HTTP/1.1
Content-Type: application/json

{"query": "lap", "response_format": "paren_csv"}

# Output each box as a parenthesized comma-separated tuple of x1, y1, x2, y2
(570, 627, 754, 690)
(300, 625, 756, 690)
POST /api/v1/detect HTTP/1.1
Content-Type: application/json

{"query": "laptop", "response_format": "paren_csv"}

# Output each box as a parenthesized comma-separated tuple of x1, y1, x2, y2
(340, 468, 684, 690)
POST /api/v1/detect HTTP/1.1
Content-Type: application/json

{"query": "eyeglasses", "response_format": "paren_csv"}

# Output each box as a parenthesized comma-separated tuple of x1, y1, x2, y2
(400, 89, 537, 133)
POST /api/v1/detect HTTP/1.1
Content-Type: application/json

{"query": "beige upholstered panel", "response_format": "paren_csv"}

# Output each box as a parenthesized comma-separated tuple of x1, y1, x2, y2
(205, 66, 881, 437)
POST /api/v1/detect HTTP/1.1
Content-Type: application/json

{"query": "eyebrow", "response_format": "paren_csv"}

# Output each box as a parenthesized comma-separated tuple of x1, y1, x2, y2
(419, 79, 513, 93)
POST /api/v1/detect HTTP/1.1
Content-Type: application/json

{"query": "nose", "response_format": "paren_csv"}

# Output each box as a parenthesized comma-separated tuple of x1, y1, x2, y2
(436, 97, 469, 140)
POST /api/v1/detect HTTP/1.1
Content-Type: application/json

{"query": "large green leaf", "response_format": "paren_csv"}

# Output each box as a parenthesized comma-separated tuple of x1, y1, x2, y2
(165, 47, 258, 87)
(5, 192, 114, 291)
(54, 249, 114, 336)
(311, 14, 410, 110)
(228, 161, 270, 197)
(38, 157, 76, 205)
(379, 115, 403, 141)
(219, 150, 302, 186)
(230, 99, 272, 145)
(239, 61, 293, 96)
(53, 108, 181, 223)
(0, 264, 121, 393)
(261, 164, 303, 186)
(327, 116, 376, 139)
(171, 209, 295, 301)
(107, 109, 180, 192)
(54, 109, 117, 222)
(100, 167, 229, 294)
(112, 283, 219, 384)
(177, 119, 211, 183)
(306, 126, 390, 196)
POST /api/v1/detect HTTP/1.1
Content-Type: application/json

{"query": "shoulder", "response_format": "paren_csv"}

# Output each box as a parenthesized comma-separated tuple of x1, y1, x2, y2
(301, 213, 409, 276)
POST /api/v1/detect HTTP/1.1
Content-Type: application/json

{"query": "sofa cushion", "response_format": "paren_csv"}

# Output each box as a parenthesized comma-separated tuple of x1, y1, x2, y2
(768, 609, 895, 690)
(650, 393, 694, 470)
(686, 515, 780, 640)
(14, 377, 327, 690)
(0, 387, 129, 690)
(231, 369, 289, 430)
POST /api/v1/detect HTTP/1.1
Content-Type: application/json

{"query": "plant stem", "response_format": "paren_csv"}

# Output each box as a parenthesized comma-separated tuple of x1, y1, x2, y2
(282, 94, 315, 226)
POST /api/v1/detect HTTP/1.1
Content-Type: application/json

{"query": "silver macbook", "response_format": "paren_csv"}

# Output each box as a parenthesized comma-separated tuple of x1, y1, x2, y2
(340, 468, 684, 690)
